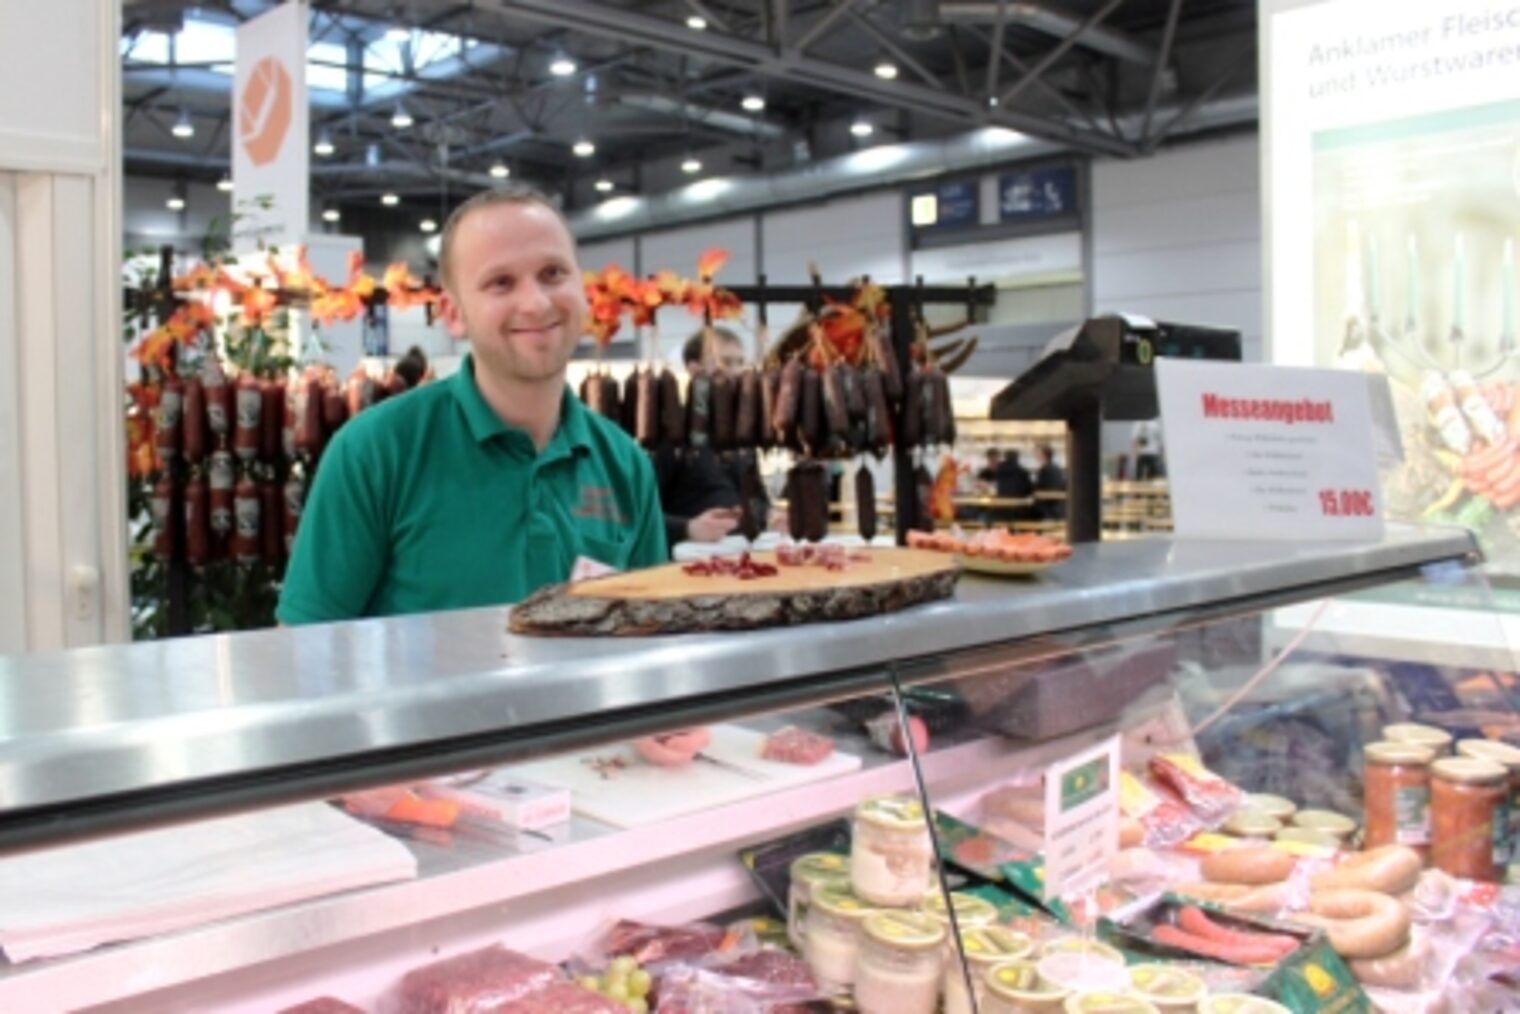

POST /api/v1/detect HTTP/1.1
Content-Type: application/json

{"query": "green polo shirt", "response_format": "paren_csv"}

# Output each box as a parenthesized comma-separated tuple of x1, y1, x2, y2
(276, 356, 666, 624)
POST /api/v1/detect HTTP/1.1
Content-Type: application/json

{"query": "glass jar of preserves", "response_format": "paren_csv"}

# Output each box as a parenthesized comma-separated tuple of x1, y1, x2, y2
(943, 926, 1034, 1014)
(787, 852, 849, 948)
(1362, 740, 1435, 858)
(850, 795, 934, 906)
(853, 911, 945, 1014)
(1456, 739, 1520, 872)
(1383, 722, 1453, 756)
(984, 959, 1070, 1014)
(804, 884, 875, 993)
(1430, 756, 1507, 881)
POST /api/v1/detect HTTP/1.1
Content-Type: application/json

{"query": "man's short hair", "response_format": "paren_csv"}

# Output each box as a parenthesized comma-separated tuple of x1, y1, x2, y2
(438, 184, 569, 292)
(682, 327, 742, 366)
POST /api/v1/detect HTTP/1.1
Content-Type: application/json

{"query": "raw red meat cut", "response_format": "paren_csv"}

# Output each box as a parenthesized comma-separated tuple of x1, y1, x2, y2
(497, 981, 627, 1013)
(717, 948, 817, 990)
(760, 727, 835, 766)
(389, 945, 561, 1013)
(279, 1000, 363, 1014)
(602, 920, 727, 967)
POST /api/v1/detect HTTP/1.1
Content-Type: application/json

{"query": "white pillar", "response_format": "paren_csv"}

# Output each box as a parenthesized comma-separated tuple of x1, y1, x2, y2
(0, 2, 126, 653)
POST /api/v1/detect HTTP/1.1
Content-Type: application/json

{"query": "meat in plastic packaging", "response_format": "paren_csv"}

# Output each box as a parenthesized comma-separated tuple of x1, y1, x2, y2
(654, 948, 822, 1014)
(378, 944, 562, 1013)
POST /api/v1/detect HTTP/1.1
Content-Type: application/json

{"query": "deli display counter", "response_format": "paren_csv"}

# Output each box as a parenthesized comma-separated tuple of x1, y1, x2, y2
(0, 525, 1514, 1013)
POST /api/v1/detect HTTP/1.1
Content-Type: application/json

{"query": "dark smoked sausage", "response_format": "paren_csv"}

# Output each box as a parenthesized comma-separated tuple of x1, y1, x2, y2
(856, 464, 877, 542)
(659, 368, 685, 446)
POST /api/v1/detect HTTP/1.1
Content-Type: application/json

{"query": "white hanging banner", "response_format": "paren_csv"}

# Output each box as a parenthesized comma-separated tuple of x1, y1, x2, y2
(233, 2, 308, 251)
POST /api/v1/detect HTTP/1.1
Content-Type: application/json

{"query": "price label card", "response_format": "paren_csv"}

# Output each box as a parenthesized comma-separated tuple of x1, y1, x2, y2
(1043, 735, 1120, 902)
(1156, 360, 1385, 541)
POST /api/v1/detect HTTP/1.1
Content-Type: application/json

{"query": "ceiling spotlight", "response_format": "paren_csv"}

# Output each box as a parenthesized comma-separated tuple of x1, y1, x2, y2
(681, 157, 703, 174)
(488, 161, 510, 179)
(171, 109, 194, 139)
(381, 192, 400, 206)
(420, 218, 438, 233)
(874, 59, 899, 80)
(322, 207, 341, 223)
(572, 137, 596, 157)
(166, 194, 186, 211)
(741, 94, 766, 112)
(549, 55, 577, 77)
(850, 119, 875, 138)
(391, 104, 413, 128)
(595, 177, 615, 193)
(988, 95, 1000, 108)
(215, 175, 233, 193)
(686, 15, 707, 30)
(313, 129, 335, 157)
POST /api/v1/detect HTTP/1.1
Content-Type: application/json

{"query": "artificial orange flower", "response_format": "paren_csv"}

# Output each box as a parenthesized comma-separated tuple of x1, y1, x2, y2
(240, 285, 278, 326)
(311, 289, 363, 328)
(696, 248, 729, 280)
(931, 457, 959, 522)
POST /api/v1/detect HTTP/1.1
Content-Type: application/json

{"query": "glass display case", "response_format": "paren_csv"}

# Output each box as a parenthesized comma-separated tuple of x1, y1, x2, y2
(0, 525, 1514, 1013)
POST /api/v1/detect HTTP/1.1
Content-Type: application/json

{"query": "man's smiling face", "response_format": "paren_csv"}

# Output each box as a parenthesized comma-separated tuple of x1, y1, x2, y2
(439, 201, 587, 387)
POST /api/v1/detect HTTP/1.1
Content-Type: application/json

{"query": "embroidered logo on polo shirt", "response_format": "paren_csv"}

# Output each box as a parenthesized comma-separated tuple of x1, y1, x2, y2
(572, 485, 627, 525)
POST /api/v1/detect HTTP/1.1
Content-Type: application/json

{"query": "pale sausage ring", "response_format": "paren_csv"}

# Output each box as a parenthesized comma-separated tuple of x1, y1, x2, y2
(1200, 846, 1298, 886)
(1310, 845, 1422, 895)
(1347, 934, 1428, 990)
(1293, 888, 1410, 960)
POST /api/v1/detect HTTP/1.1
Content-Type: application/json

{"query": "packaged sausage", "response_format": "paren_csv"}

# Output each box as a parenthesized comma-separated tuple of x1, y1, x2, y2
(322, 386, 348, 435)
(799, 369, 824, 455)
(635, 369, 658, 448)
(208, 450, 235, 538)
(259, 477, 283, 566)
(233, 374, 262, 462)
(711, 370, 737, 451)
(260, 378, 285, 462)
(787, 461, 829, 542)
(181, 376, 207, 464)
(861, 366, 891, 456)
(296, 374, 324, 458)
(735, 369, 760, 449)
(759, 366, 779, 450)
(773, 358, 803, 444)
(203, 362, 231, 443)
(155, 375, 184, 464)
(822, 365, 850, 442)
(151, 475, 178, 561)
(282, 383, 298, 459)
(232, 477, 260, 563)
(659, 368, 684, 446)
(738, 459, 765, 543)
(687, 368, 713, 450)
(184, 475, 209, 567)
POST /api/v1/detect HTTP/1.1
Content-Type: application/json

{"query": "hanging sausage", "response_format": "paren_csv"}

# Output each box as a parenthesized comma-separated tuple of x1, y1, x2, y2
(184, 474, 209, 567)
(155, 375, 184, 465)
(711, 370, 737, 452)
(208, 449, 235, 546)
(686, 368, 712, 449)
(282, 473, 305, 557)
(260, 377, 285, 463)
(203, 363, 231, 447)
(232, 477, 260, 563)
(151, 475, 178, 562)
(659, 368, 685, 446)
(855, 464, 878, 542)
(182, 376, 207, 465)
(259, 477, 283, 567)
(233, 374, 262, 463)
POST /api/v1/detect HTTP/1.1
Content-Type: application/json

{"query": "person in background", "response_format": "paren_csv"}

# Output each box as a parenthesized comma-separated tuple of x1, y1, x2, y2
(1131, 419, 1165, 480)
(977, 448, 1002, 485)
(993, 448, 1036, 523)
(650, 327, 754, 549)
(277, 185, 666, 623)
(392, 345, 429, 389)
(1034, 444, 1066, 521)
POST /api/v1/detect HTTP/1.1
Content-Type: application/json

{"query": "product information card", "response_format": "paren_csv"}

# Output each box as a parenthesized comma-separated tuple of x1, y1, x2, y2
(1157, 359, 1386, 542)
(1043, 735, 1120, 902)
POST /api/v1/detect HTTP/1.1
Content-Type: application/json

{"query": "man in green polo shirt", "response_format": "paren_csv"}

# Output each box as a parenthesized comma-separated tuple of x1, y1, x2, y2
(277, 186, 666, 623)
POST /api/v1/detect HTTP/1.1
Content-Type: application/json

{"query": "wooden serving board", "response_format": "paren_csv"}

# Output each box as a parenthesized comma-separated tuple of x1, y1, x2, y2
(509, 547, 959, 636)
(510, 724, 863, 829)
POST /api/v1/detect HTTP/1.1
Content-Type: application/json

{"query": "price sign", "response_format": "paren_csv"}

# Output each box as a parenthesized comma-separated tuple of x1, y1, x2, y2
(1156, 360, 1385, 541)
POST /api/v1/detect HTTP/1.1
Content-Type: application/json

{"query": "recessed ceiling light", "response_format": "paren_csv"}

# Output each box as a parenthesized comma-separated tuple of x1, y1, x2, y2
(216, 175, 234, 193)
(686, 15, 707, 30)
(313, 129, 335, 157)
(171, 109, 194, 139)
(322, 207, 341, 222)
(988, 95, 1000, 108)
(381, 193, 400, 206)
(850, 119, 874, 138)
(741, 94, 766, 112)
(391, 104, 413, 128)
(572, 138, 596, 157)
(420, 218, 437, 233)
(874, 60, 899, 80)
(595, 178, 615, 193)
(489, 161, 510, 179)
(166, 195, 186, 211)
(550, 56, 577, 77)
(681, 157, 703, 174)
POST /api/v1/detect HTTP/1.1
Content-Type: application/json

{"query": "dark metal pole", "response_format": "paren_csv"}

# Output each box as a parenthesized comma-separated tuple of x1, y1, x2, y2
(158, 244, 192, 636)
(891, 291, 918, 544)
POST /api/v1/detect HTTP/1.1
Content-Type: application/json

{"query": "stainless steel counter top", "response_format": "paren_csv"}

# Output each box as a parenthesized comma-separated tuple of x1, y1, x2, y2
(0, 524, 1478, 845)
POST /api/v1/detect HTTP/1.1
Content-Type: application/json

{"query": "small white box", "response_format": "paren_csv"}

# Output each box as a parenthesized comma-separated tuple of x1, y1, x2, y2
(429, 771, 572, 831)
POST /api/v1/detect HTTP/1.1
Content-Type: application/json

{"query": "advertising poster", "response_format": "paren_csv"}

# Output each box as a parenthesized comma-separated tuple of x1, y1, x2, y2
(1264, 0, 1520, 570)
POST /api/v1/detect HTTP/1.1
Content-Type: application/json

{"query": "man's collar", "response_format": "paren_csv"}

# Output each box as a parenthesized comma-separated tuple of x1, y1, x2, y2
(450, 354, 591, 455)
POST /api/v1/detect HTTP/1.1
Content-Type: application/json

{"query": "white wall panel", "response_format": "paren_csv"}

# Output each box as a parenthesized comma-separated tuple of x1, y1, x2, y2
(0, 174, 25, 651)
(1092, 136, 1262, 359)
(578, 236, 636, 275)
(0, 4, 103, 174)
(762, 191, 904, 285)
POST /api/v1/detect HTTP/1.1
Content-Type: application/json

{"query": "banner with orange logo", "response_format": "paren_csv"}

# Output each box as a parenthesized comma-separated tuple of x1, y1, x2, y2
(233, 2, 308, 251)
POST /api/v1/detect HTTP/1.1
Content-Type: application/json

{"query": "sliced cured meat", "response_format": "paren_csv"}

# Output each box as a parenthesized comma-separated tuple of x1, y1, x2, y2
(761, 726, 836, 765)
